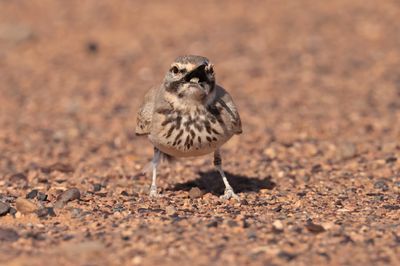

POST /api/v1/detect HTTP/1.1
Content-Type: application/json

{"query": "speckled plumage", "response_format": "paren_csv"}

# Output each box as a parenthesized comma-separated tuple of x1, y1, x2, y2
(136, 55, 242, 200)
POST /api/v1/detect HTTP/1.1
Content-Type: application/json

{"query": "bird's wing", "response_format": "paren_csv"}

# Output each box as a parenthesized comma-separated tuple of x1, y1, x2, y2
(135, 87, 158, 135)
(215, 85, 242, 135)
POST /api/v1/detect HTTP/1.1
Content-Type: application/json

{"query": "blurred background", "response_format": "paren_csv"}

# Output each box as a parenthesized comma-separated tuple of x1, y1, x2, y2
(1, 1, 400, 265)
(1, 0, 400, 165)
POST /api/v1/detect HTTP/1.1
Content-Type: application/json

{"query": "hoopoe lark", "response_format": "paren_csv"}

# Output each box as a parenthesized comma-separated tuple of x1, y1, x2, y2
(136, 55, 242, 200)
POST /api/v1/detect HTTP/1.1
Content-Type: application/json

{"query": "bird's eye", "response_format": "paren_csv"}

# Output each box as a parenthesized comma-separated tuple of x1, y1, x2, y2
(170, 66, 179, 74)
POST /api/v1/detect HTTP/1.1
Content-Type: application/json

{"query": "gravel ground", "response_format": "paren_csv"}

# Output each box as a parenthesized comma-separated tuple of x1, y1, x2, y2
(1, 1, 400, 265)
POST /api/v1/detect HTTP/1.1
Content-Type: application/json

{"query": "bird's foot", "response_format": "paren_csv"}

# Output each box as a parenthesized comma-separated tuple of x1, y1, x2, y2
(220, 188, 240, 201)
(149, 185, 160, 198)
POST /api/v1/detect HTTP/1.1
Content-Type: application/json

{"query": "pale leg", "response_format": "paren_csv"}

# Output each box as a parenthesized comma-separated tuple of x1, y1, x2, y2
(214, 149, 239, 200)
(149, 148, 161, 197)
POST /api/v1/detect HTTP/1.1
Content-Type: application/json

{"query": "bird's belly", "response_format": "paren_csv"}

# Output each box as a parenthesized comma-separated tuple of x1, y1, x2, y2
(150, 132, 231, 157)
(149, 113, 232, 157)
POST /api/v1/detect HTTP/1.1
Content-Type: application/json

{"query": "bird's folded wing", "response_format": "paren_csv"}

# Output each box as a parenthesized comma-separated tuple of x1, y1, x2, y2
(135, 87, 158, 135)
(215, 86, 242, 135)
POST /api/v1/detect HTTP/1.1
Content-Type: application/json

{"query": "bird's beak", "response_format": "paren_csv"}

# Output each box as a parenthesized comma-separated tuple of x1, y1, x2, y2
(184, 64, 208, 84)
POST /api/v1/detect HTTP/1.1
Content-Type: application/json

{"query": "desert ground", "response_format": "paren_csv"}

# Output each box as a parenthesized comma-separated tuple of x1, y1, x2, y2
(1, 1, 400, 265)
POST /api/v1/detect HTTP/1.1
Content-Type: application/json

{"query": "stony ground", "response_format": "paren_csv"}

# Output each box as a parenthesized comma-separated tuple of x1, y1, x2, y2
(1, 1, 400, 265)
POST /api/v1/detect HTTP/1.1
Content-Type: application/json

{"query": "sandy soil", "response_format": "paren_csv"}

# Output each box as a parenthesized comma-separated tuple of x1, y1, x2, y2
(1, 1, 400, 265)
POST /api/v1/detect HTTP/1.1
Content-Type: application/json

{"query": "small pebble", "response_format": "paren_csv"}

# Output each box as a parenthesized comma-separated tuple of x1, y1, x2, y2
(92, 183, 102, 192)
(86, 41, 99, 54)
(337, 142, 356, 160)
(165, 206, 177, 216)
(189, 187, 203, 199)
(0, 202, 10, 216)
(15, 198, 38, 214)
(37, 192, 48, 201)
(43, 162, 74, 173)
(36, 208, 49, 218)
(71, 208, 82, 218)
(278, 251, 297, 261)
(385, 156, 397, 163)
(207, 220, 219, 228)
(306, 220, 325, 234)
(54, 188, 81, 209)
(9, 173, 27, 182)
(26, 189, 38, 199)
(374, 180, 389, 191)
(8, 207, 17, 216)
(272, 220, 284, 232)
(120, 191, 129, 196)
(227, 220, 239, 227)
(0, 228, 19, 242)
(113, 203, 125, 212)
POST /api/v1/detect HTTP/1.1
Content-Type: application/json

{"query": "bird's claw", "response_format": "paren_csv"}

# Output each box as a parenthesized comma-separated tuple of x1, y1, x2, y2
(149, 185, 159, 198)
(220, 188, 240, 201)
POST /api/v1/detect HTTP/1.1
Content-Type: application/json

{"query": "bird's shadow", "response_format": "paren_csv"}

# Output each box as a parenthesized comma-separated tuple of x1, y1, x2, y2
(170, 170, 276, 196)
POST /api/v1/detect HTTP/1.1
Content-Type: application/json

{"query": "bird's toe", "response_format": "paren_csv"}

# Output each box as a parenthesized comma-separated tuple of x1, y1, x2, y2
(220, 189, 240, 201)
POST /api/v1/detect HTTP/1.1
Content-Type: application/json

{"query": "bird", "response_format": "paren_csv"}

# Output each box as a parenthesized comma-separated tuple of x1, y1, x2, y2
(135, 55, 242, 200)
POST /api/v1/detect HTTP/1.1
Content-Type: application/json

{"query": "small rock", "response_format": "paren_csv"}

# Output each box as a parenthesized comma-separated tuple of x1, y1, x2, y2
(131, 256, 142, 265)
(385, 156, 397, 164)
(71, 208, 82, 218)
(337, 142, 356, 160)
(263, 147, 277, 159)
(277, 251, 297, 261)
(227, 220, 239, 227)
(26, 189, 38, 199)
(374, 180, 389, 191)
(8, 207, 17, 216)
(86, 41, 99, 54)
(189, 187, 203, 199)
(0, 228, 19, 242)
(36, 207, 56, 218)
(383, 205, 400, 210)
(63, 235, 74, 241)
(36, 208, 50, 218)
(306, 220, 325, 234)
(247, 231, 257, 240)
(0, 202, 10, 216)
(9, 173, 27, 182)
(311, 164, 322, 173)
(165, 206, 177, 216)
(272, 220, 284, 232)
(207, 220, 219, 228)
(42, 163, 74, 174)
(113, 203, 125, 212)
(55, 188, 81, 209)
(37, 192, 48, 201)
(15, 198, 38, 214)
(120, 190, 129, 196)
(92, 183, 102, 192)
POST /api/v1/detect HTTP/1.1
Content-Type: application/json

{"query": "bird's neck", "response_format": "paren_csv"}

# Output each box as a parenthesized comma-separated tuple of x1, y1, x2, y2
(162, 88, 217, 113)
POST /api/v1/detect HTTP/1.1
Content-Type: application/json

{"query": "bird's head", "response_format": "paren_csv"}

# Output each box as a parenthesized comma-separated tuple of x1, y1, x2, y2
(163, 55, 216, 103)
